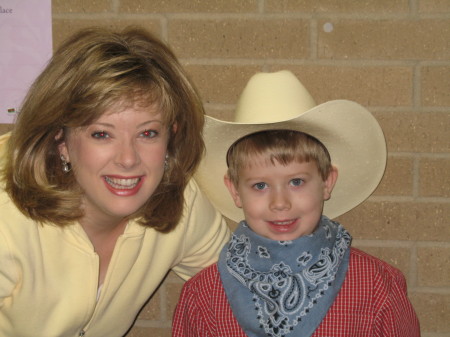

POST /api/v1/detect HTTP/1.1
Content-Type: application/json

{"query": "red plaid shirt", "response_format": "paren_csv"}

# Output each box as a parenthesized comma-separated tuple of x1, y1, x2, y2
(173, 248, 420, 337)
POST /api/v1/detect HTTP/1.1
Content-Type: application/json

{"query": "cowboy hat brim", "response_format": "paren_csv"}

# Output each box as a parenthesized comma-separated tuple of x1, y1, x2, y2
(194, 99, 386, 223)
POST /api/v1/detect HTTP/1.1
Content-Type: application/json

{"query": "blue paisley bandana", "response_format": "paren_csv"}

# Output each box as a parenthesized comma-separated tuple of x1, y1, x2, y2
(218, 216, 351, 337)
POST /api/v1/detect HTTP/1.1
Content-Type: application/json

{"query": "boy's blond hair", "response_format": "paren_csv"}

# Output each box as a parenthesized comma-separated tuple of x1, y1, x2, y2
(226, 129, 332, 185)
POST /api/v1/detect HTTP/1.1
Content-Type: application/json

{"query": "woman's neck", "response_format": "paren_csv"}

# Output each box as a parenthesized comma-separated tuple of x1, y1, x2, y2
(78, 215, 129, 287)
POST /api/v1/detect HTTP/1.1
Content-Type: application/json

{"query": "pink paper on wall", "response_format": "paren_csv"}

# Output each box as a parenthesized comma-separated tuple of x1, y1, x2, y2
(0, 0, 52, 123)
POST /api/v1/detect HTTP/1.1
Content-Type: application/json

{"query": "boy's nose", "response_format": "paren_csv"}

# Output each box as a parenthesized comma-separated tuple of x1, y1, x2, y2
(269, 190, 291, 211)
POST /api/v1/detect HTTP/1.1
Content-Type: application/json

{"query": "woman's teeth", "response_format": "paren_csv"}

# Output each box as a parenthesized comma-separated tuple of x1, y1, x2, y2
(105, 177, 140, 189)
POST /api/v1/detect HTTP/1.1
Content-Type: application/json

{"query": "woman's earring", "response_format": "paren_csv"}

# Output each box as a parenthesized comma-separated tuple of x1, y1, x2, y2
(60, 155, 71, 173)
(164, 154, 169, 171)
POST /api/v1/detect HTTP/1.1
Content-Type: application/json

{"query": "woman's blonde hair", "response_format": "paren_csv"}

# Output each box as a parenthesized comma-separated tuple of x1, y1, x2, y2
(226, 129, 332, 185)
(2, 26, 205, 232)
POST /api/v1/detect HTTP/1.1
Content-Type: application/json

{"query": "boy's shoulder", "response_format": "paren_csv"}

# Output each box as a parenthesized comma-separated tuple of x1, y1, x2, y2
(348, 247, 407, 288)
(183, 263, 221, 292)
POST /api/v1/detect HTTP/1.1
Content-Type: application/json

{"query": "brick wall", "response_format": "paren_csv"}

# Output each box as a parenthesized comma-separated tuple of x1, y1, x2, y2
(1, 1, 449, 336)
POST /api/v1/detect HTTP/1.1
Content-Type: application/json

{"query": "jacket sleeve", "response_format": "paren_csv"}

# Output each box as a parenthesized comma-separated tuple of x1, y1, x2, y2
(0, 229, 18, 309)
(171, 179, 230, 280)
(373, 266, 421, 337)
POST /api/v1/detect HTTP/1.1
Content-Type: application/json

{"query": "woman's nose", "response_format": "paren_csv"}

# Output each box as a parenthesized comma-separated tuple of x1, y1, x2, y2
(114, 141, 141, 168)
(269, 190, 291, 211)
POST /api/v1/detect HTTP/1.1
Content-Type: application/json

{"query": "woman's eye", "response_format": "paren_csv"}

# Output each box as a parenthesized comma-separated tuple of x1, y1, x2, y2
(91, 131, 109, 139)
(253, 182, 268, 190)
(141, 129, 157, 138)
(290, 178, 304, 186)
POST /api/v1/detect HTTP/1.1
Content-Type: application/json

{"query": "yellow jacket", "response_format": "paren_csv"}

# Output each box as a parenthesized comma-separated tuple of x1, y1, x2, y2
(0, 133, 230, 337)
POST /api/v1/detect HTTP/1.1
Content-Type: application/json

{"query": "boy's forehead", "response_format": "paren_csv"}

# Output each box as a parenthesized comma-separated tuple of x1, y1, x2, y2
(239, 152, 309, 169)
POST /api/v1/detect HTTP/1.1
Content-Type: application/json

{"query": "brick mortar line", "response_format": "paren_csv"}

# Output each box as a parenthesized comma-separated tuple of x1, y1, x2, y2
(387, 153, 450, 159)
(310, 19, 318, 60)
(353, 239, 416, 247)
(52, 13, 450, 20)
(409, 287, 450, 294)
(368, 196, 450, 203)
(205, 105, 449, 114)
(179, 59, 450, 67)
(410, 242, 418, 287)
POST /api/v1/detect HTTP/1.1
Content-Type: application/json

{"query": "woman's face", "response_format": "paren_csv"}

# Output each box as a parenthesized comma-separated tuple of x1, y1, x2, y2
(59, 105, 170, 225)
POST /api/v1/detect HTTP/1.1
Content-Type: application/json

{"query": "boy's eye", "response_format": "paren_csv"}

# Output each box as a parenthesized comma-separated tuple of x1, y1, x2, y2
(290, 178, 304, 186)
(91, 131, 109, 139)
(253, 182, 268, 190)
(141, 129, 157, 138)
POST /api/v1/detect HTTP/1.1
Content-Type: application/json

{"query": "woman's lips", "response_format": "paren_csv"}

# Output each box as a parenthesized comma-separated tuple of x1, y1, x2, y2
(103, 176, 144, 196)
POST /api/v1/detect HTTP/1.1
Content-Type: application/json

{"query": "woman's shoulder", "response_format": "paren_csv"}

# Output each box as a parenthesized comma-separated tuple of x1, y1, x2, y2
(184, 178, 208, 204)
(0, 187, 38, 237)
(0, 186, 24, 223)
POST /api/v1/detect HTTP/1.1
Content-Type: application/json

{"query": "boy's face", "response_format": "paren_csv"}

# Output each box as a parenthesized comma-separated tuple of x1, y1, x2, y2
(224, 155, 337, 241)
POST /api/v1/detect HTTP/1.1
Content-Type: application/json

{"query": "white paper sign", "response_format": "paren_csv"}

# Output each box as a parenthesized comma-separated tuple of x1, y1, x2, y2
(0, 0, 52, 123)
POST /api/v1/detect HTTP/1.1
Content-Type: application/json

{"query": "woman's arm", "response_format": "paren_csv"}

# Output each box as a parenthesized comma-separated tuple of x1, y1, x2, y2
(171, 179, 230, 280)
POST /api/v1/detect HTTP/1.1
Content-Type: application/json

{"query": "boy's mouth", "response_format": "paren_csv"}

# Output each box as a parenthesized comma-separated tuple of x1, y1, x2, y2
(268, 219, 298, 232)
(270, 220, 296, 226)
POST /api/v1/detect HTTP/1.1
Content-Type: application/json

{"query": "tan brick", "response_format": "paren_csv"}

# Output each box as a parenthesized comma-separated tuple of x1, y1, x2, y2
(417, 246, 450, 287)
(336, 202, 450, 241)
(204, 106, 235, 122)
(52, 0, 113, 13)
(266, 0, 409, 13)
(184, 65, 262, 105)
(225, 217, 239, 231)
(419, 158, 450, 198)
(0, 124, 13, 136)
(52, 19, 162, 50)
(166, 283, 184, 321)
(419, 0, 450, 13)
(169, 19, 310, 59)
(318, 19, 450, 60)
(374, 156, 413, 196)
(165, 270, 185, 283)
(352, 245, 411, 282)
(136, 290, 161, 320)
(421, 66, 450, 107)
(126, 326, 171, 337)
(375, 111, 450, 153)
(119, 0, 257, 13)
(270, 65, 413, 107)
(410, 292, 450, 333)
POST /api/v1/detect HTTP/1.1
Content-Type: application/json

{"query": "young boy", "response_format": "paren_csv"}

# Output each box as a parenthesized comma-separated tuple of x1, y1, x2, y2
(173, 71, 420, 337)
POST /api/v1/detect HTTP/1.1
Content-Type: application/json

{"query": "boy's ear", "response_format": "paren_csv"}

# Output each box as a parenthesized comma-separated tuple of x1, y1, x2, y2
(223, 174, 243, 208)
(323, 165, 338, 201)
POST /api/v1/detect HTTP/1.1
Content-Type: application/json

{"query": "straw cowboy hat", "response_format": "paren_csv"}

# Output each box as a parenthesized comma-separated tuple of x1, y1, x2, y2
(195, 70, 386, 222)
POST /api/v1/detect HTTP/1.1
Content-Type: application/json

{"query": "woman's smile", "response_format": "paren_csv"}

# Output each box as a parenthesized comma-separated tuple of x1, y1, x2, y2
(103, 175, 144, 195)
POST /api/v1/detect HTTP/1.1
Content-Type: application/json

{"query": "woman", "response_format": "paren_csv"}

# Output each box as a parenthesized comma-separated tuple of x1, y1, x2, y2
(0, 27, 230, 337)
